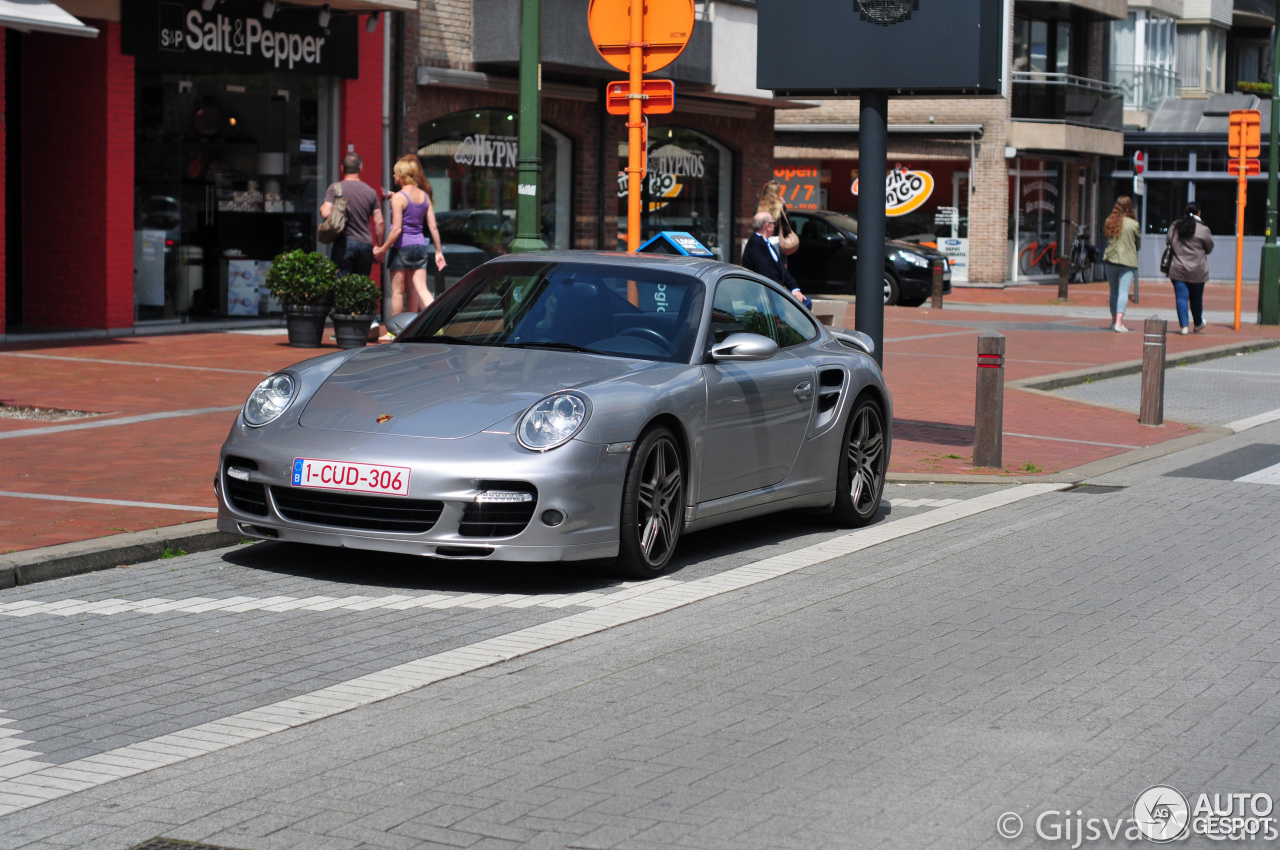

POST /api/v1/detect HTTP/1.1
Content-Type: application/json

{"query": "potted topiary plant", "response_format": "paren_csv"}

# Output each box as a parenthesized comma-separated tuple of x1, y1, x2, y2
(330, 273, 382, 349)
(266, 249, 337, 348)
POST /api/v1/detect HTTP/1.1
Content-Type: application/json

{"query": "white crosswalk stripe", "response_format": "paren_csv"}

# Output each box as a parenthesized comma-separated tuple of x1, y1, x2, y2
(0, 580, 681, 618)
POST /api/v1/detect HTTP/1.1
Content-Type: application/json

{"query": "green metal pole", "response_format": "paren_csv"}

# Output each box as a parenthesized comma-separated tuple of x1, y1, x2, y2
(510, 0, 547, 253)
(1260, 6, 1280, 324)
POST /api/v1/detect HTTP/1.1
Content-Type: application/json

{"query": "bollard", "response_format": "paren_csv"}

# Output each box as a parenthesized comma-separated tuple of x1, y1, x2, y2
(931, 261, 945, 310)
(973, 331, 1005, 468)
(1139, 315, 1166, 426)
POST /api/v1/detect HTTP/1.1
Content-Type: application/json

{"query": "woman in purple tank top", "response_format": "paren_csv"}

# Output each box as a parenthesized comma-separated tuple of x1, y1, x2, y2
(373, 155, 446, 324)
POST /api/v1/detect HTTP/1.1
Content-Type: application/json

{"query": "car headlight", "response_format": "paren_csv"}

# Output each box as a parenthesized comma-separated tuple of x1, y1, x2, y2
(243, 373, 298, 427)
(897, 250, 931, 269)
(517, 392, 590, 451)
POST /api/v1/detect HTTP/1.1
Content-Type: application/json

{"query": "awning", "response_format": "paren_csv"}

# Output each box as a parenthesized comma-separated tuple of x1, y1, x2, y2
(0, 0, 97, 37)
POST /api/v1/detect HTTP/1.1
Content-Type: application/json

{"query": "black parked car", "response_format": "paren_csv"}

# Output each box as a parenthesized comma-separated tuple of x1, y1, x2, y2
(786, 210, 952, 306)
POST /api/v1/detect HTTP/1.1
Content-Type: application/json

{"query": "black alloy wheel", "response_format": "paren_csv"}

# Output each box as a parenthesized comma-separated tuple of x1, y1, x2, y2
(616, 427, 685, 578)
(830, 395, 887, 527)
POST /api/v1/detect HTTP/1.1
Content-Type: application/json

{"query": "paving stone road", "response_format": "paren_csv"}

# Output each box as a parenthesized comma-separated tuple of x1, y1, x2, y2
(0, 434, 1278, 848)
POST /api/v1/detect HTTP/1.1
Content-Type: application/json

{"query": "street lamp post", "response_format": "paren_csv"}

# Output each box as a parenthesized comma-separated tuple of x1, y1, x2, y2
(510, 0, 548, 253)
(1261, 4, 1280, 324)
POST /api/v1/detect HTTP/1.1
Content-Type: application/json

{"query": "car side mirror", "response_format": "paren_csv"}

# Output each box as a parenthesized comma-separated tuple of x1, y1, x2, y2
(823, 232, 846, 244)
(385, 312, 419, 336)
(711, 333, 779, 362)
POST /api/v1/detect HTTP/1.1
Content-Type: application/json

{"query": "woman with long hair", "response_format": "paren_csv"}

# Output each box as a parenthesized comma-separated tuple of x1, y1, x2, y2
(373, 155, 446, 330)
(1101, 196, 1141, 332)
(756, 180, 795, 256)
(1165, 202, 1214, 334)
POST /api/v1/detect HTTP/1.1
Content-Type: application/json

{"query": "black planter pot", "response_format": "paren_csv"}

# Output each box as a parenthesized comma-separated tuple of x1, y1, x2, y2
(332, 313, 375, 349)
(284, 305, 330, 348)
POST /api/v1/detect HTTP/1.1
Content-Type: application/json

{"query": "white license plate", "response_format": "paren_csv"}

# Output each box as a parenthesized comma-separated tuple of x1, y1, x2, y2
(291, 458, 412, 496)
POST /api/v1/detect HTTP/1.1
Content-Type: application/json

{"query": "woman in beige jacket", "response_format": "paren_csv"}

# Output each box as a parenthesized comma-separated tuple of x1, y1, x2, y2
(1102, 197, 1141, 332)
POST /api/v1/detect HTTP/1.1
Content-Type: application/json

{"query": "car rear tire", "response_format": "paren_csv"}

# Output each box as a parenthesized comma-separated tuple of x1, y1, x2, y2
(615, 426, 685, 578)
(830, 394, 887, 528)
(883, 272, 900, 306)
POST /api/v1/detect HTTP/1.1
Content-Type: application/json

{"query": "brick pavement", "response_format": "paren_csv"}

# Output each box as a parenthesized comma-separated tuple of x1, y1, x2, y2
(0, 427, 1278, 847)
(2, 298, 1279, 554)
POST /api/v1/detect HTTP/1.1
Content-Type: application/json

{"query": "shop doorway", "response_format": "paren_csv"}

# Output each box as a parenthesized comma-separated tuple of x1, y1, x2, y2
(133, 71, 332, 321)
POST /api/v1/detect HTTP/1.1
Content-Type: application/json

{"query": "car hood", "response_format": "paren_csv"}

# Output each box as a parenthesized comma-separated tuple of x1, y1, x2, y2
(298, 343, 655, 439)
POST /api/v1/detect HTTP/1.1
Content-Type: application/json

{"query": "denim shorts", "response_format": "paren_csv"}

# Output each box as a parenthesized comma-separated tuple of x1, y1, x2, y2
(387, 243, 428, 271)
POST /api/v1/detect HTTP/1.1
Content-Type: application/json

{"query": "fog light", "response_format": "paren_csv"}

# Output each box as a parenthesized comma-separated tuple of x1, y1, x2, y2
(541, 509, 565, 527)
(227, 466, 253, 482)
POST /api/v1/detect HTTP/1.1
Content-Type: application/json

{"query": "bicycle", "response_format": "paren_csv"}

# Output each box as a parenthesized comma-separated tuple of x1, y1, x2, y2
(1064, 220, 1096, 284)
(1017, 235, 1060, 276)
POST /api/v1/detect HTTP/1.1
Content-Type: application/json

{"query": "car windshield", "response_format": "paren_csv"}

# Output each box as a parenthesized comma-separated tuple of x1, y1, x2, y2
(399, 262, 706, 363)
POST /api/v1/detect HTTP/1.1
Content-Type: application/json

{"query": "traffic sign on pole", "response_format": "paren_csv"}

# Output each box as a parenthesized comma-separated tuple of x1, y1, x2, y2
(1133, 150, 1145, 175)
(1229, 110, 1261, 330)
(589, 0, 695, 252)
(606, 79, 676, 115)
(1229, 110, 1262, 158)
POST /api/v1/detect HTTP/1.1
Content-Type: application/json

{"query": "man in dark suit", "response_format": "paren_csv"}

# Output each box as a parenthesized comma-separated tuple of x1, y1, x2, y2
(741, 212, 811, 308)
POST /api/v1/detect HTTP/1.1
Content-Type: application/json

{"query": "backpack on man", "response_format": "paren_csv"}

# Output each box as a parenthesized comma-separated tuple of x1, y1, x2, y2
(317, 183, 347, 244)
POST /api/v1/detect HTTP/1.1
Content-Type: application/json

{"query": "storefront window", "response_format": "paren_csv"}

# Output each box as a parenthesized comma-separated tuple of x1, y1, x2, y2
(824, 159, 971, 281)
(617, 127, 733, 261)
(133, 71, 327, 319)
(417, 109, 572, 264)
(1009, 159, 1061, 279)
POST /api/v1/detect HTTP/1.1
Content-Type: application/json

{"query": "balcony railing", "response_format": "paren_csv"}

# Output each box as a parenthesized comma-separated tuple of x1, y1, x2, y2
(1111, 64, 1180, 111)
(1011, 72, 1124, 131)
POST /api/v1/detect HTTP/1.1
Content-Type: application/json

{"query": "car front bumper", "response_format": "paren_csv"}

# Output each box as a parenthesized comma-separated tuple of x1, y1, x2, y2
(216, 420, 629, 562)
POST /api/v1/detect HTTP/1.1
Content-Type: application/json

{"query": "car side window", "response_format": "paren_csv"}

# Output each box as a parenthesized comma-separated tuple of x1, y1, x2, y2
(764, 288, 819, 348)
(800, 216, 834, 241)
(711, 278, 775, 343)
(788, 213, 810, 238)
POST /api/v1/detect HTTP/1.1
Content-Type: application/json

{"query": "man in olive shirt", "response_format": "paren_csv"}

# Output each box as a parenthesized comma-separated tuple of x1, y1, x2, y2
(320, 152, 384, 277)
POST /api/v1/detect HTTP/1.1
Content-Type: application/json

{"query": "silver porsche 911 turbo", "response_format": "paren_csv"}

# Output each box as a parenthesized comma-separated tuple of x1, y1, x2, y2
(216, 252, 891, 577)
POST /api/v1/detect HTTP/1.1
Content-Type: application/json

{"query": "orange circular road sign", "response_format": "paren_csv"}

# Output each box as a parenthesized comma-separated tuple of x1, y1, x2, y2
(588, 0, 695, 74)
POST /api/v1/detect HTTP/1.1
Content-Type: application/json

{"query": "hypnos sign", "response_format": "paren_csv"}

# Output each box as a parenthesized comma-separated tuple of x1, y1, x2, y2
(122, 0, 359, 79)
(757, 0, 1007, 96)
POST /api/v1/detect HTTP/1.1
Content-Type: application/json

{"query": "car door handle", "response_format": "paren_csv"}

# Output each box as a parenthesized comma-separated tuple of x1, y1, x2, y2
(794, 381, 813, 401)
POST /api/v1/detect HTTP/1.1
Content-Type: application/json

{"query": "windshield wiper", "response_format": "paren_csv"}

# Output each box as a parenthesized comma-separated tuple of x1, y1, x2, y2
(503, 341, 603, 355)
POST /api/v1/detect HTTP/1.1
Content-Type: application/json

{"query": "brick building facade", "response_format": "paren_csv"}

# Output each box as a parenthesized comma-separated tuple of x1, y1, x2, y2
(774, 11, 1124, 285)
(404, 0, 780, 263)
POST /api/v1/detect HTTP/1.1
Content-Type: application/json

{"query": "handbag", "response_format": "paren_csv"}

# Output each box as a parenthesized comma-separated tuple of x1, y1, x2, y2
(1159, 244, 1173, 276)
(316, 183, 347, 245)
(778, 208, 800, 256)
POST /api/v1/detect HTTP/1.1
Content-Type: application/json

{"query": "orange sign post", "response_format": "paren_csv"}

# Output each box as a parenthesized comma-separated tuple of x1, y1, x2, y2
(1229, 109, 1262, 330)
(589, 0, 694, 252)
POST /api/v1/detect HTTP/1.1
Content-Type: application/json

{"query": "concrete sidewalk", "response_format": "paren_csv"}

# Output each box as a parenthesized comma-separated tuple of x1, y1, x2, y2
(1, 285, 1277, 564)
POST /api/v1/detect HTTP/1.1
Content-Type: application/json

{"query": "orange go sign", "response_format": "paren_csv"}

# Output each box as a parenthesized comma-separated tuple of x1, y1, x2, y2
(1229, 109, 1262, 158)
(1229, 159, 1262, 176)
(588, 0, 695, 74)
(606, 79, 676, 115)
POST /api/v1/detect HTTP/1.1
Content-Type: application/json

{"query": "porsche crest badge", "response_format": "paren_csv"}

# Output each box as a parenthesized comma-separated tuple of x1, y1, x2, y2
(376, 415, 393, 424)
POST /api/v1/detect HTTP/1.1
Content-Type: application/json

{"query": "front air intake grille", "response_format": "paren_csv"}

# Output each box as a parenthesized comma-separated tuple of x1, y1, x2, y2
(271, 487, 443, 533)
(223, 457, 267, 516)
(459, 481, 537, 538)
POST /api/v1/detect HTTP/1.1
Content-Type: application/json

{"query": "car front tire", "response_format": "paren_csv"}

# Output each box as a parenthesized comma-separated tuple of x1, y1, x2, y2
(615, 426, 685, 578)
(830, 394, 887, 528)
(883, 271, 900, 306)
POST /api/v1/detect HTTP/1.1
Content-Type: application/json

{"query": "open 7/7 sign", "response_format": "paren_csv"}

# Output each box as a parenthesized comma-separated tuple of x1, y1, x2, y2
(775, 165, 821, 211)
